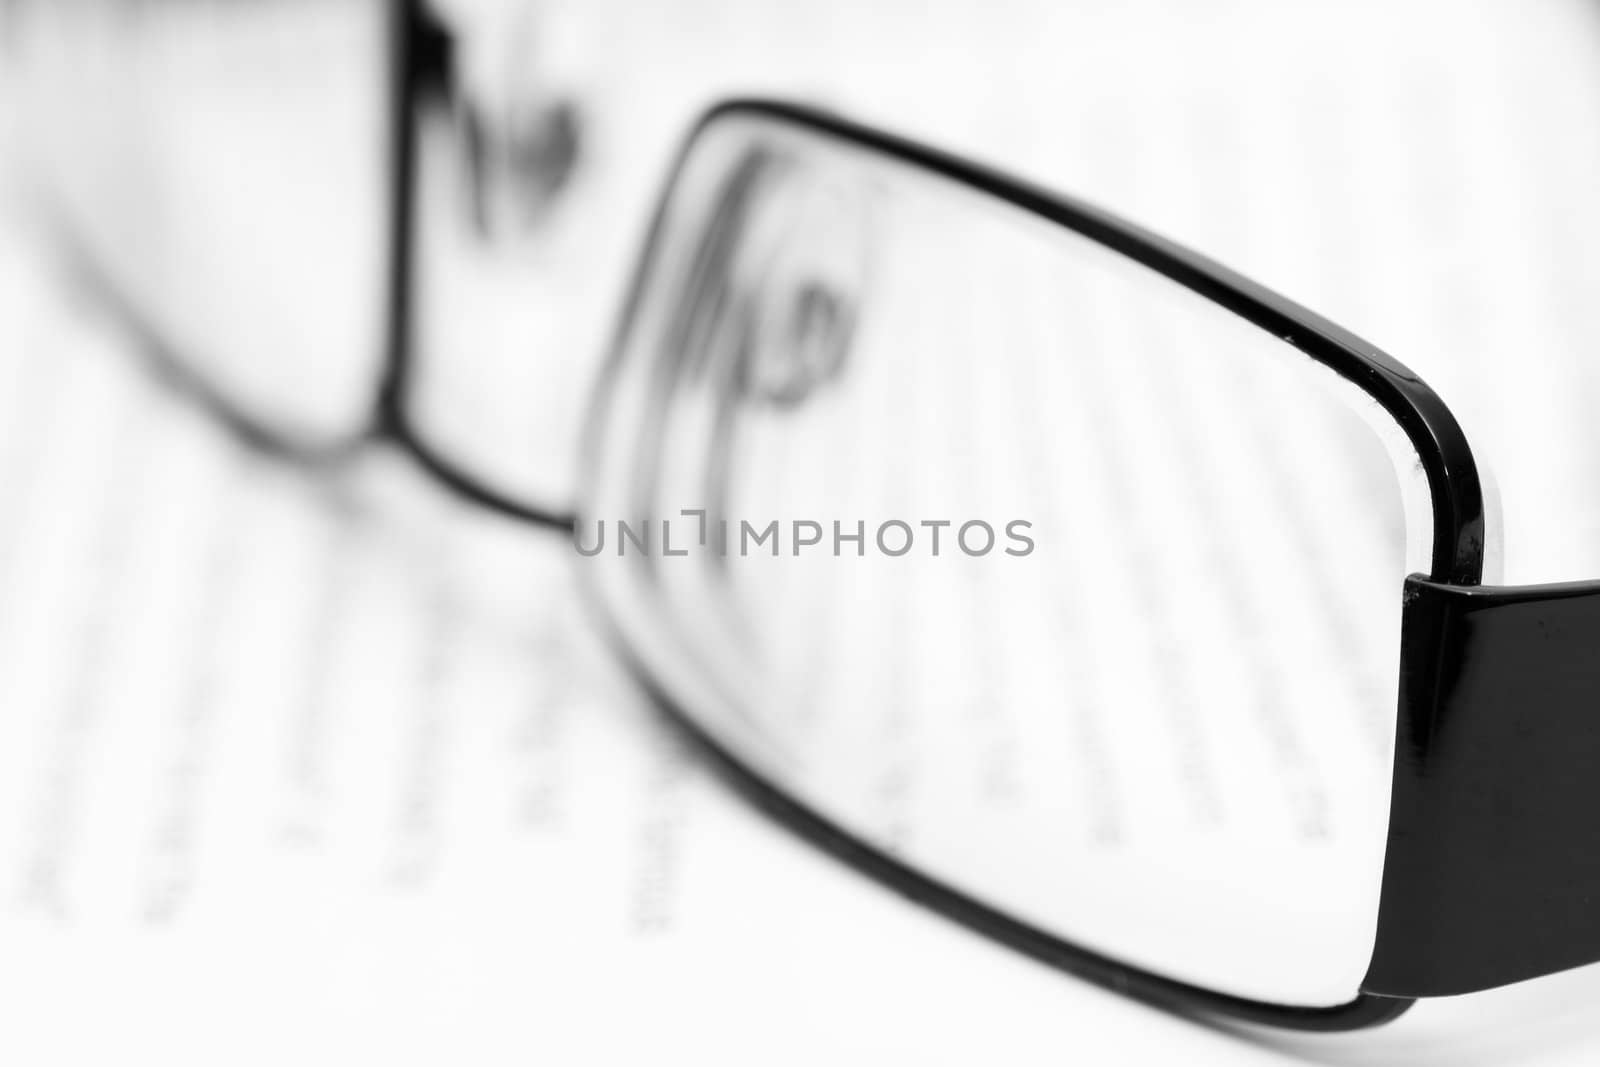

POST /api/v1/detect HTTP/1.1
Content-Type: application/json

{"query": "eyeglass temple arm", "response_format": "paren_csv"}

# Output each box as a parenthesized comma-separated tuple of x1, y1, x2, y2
(1363, 574, 1600, 997)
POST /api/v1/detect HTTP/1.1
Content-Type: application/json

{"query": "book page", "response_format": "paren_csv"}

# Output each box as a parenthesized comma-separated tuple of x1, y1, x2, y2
(5, 1, 1600, 1063)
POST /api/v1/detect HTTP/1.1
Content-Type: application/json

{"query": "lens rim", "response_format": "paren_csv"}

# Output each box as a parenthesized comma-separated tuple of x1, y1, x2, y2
(577, 98, 1489, 1031)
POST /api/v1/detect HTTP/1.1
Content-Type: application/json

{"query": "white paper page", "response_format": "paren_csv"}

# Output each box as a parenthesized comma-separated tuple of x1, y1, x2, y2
(7, 1, 1600, 1064)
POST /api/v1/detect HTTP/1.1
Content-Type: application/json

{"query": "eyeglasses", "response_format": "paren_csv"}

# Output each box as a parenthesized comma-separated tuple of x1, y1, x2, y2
(16, 0, 1600, 1035)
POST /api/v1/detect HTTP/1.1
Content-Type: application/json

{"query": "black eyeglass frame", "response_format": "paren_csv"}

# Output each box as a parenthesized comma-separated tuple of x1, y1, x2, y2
(613, 100, 1600, 1030)
(577, 99, 1482, 1032)
(46, 0, 1600, 1035)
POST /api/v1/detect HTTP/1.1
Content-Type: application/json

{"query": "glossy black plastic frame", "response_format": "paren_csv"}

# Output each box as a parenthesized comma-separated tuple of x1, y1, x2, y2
(1367, 575, 1600, 998)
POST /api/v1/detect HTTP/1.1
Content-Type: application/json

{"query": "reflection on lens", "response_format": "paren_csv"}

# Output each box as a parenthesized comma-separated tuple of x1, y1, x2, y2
(581, 111, 1433, 1008)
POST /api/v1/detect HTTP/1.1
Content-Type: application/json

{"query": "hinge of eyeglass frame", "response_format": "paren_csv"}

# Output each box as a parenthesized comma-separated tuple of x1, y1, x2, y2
(1363, 574, 1600, 997)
